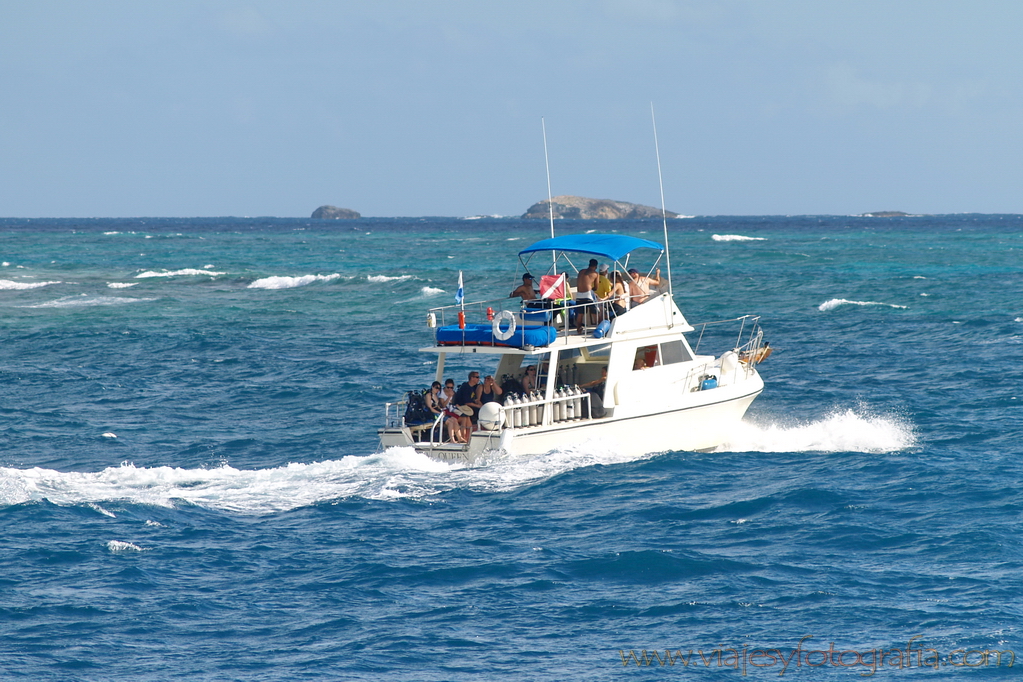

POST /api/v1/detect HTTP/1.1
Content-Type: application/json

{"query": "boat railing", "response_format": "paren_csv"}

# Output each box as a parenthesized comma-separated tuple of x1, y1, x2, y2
(383, 398, 453, 446)
(501, 388, 593, 428)
(427, 297, 524, 329)
(691, 315, 763, 354)
(383, 388, 595, 443)
(428, 297, 609, 338)
(686, 315, 767, 385)
(681, 359, 722, 393)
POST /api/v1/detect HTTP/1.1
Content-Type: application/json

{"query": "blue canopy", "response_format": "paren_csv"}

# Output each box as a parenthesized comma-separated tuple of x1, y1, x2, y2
(518, 234, 663, 262)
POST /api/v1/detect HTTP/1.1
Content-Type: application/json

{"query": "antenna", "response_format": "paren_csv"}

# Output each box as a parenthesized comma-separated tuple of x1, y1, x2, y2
(650, 102, 673, 298)
(542, 118, 555, 241)
(542, 117, 557, 272)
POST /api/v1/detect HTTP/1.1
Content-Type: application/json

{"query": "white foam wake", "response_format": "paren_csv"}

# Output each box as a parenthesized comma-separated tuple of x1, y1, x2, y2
(0, 410, 916, 514)
(818, 298, 908, 312)
(715, 409, 915, 453)
(0, 442, 651, 514)
(135, 268, 225, 278)
(712, 234, 766, 242)
(248, 274, 341, 290)
(0, 279, 62, 290)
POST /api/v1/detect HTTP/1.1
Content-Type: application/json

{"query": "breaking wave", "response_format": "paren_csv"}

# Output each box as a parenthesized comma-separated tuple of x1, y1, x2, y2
(248, 274, 341, 290)
(135, 268, 225, 278)
(107, 540, 146, 552)
(818, 298, 908, 312)
(367, 275, 414, 283)
(0, 279, 61, 290)
(22, 295, 157, 308)
(712, 234, 766, 242)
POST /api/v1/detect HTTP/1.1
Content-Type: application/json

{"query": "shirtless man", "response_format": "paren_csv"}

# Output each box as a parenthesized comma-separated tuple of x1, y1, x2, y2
(575, 259, 599, 332)
(627, 267, 662, 306)
(510, 273, 537, 300)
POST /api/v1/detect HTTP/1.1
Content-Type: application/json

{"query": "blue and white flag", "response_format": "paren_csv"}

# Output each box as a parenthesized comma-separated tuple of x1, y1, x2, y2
(455, 271, 464, 306)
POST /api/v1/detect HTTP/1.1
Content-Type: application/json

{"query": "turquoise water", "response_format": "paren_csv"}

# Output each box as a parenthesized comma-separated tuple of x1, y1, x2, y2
(1, 215, 1021, 679)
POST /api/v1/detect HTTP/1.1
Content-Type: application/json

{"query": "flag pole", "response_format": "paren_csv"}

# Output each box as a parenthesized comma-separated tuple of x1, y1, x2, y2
(456, 270, 466, 329)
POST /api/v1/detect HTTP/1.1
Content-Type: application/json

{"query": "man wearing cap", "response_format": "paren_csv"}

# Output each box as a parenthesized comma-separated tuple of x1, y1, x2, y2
(510, 273, 537, 300)
(627, 267, 662, 306)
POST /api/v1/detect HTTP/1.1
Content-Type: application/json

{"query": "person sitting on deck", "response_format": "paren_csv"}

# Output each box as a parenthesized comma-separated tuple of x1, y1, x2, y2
(480, 375, 504, 405)
(580, 366, 607, 398)
(425, 381, 444, 416)
(627, 267, 662, 306)
(440, 379, 465, 443)
(521, 365, 537, 393)
(510, 273, 537, 300)
(454, 371, 483, 432)
(580, 365, 608, 418)
(608, 272, 629, 318)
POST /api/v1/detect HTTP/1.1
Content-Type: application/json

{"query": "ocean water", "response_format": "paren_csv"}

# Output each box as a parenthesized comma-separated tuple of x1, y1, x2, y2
(1, 215, 1021, 680)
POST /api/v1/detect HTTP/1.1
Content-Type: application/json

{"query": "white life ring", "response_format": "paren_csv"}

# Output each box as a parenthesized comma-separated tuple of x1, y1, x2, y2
(492, 310, 517, 340)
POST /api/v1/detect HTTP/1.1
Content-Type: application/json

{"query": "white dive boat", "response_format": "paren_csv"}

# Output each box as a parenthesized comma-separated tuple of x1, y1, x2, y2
(379, 233, 768, 461)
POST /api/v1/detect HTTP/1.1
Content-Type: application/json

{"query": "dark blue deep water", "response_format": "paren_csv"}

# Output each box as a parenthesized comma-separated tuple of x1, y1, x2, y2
(2, 215, 1021, 680)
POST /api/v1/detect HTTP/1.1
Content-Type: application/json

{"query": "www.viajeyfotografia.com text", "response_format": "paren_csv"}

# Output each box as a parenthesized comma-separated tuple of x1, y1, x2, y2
(619, 636, 1014, 675)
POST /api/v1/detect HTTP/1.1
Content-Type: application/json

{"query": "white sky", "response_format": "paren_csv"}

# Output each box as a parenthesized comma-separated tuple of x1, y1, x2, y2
(1, 1, 1020, 217)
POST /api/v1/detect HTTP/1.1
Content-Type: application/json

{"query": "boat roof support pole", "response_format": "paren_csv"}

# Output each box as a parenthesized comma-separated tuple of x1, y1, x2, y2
(435, 352, 446, 384)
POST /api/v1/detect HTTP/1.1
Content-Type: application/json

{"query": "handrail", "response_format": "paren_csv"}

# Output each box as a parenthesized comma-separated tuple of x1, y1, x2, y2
(690, 315, 761, 354)
(386, 389, 596, 436)
(429, 295, 614, 338)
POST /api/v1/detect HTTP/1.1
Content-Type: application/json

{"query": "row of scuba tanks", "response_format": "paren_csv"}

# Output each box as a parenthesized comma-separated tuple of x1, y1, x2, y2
(503, 386, 588, 428)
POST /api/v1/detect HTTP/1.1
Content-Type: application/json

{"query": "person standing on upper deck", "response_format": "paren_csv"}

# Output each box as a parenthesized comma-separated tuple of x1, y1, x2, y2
(594, 264, 612, 321)
(575, 259, 599, 332)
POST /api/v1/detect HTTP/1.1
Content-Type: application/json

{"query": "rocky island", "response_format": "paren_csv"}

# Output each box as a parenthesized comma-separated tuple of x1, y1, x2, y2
(312, 205, 361, 219)
(522, 195, 678, 220)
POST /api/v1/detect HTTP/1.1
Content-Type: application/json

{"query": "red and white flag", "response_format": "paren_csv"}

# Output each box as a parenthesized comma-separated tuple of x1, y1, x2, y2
(540, 273, 566, 300)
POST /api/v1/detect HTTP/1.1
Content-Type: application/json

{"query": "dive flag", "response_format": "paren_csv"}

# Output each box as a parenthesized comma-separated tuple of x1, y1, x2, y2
(455, 271, 464, 305)
(540, 273, 566, 300)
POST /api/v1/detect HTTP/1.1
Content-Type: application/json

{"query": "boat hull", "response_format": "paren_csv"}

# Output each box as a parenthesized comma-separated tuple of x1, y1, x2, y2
(379, 377, 762, 462)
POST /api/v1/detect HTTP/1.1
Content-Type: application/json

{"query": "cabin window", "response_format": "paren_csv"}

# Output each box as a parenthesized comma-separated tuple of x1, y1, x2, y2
(584, 343, 611, 359)
(634, 345, 659, 370)
(659, 339, 692, 365)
